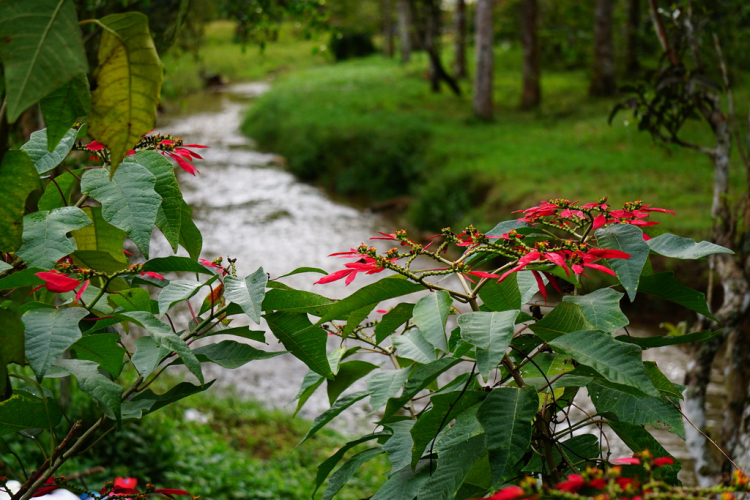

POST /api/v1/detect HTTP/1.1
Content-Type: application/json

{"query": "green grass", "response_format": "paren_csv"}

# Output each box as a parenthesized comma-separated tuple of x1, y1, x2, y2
(242, 46, 749, 239)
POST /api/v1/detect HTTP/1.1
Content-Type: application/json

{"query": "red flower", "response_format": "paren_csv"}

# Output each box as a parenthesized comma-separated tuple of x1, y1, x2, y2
(588, 478, 606, 489)
(153, 488, 191, 499)
(652, 456, 675, 467)
(140, 271, 165, 280)
(32, 478, 59, 497)
(612, 457, 641, 465)
(488, 485, 525, 500)
(158, 140, 208, 176)
(556, 474, 586, 493)
(34, 271, 81, 293)
(86, 141, 106, 151)
(514, 200, 560, 221)
(468, 271, 501, 279)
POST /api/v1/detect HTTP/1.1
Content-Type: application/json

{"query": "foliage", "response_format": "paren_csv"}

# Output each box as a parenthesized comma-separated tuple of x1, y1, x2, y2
(329, 31, 377, 62)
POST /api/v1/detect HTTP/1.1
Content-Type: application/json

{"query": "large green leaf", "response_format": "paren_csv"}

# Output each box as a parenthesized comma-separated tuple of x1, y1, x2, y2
(80, 163, 161, 257)
(55, 358, 122, 423)
(293, 370, 325, 417)
(20, 127, 77, 174)
(38, 168, 84, 211)
(22, 306, 87, 380)
(372, 459, 432, 500)
(0, 393, 62, 436)
(178, 201, 202, 259)
(89, 13, 162, 170)
(609, 421, 682, 483)
(314, 433, 389, 497)
(323, 447, 385, 500)
(71, 206, 128, 263)
(0, 0, 87, 122)
(40, 73, 91, 150)
(317, 275, 424, 325)
(157, 280, 205, 316)
(224, 268, 267, 324)
(0, 309, 25, 364)
(299, 391, 370, 445)
(528, 302, 593, 342)
(191, 340, 284, 368)
(327, 360, 378, 404)
(616, 329, 720, 349)
(143, 256, 214, 275)
(392, 329, 437, 364)
(458, 310, 519, 379)
(417, 433, 487, 500)
(0, 268, 45, 290)
(367, 367, 411, 413)
(262, 288, 333, 316)
(266, 311, 333, 379)
(129, 151, 182, 251)
(0, 151, 43, 252)
(381, 358, 461, 422)
(130, 336, 168, 377)
(522, 434, 599, 474)
(375, 303, 414, 344)
(383, 420, 415, 473)
(17, 207, 92, 269)
(122, 381, 214, 420)
(70, 333, 126, 378)
(638, 272, 715, 321)
(562, 288, 629, 333)
(588, 379, 685, 438)
(647, 233, 734, 260)
(548, 330, 658, 397)
(595, 224, 650, 301)
(413, 291, 452, 352)
(477, 387, 539, 487)
(478, 272, 539, 312)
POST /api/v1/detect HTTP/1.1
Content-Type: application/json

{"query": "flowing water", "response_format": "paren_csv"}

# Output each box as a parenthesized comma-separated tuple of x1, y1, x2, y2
(154, 83, 719, 485)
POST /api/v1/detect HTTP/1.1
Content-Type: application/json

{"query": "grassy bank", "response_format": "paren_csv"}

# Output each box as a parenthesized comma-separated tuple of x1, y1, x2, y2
(242, 49, 746, 238)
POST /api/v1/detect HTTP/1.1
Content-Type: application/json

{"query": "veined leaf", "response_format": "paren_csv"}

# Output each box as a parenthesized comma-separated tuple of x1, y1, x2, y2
(0, 0, 88, 122)
(392, 329, 437, 364)
(17, 206, 92, 269)
(314, 433, 389, 497)
(595, 224, 649, 301)
(266, 311, 333, 379)
(0, 151, 43, 252)
(143, 256, 214, 275)
(323, 448, 385, 500)
(413, 291, 452, 352)
(563, 288, 629, 333)
(158, 280, 206, 316)
(70, 333, 126, 378)
(381, 358, 460, 422)
(458, 310, 519, 379)
(383, 420, 415, 473)
(0, 309, 25, 365)
(122, 381, 214, 420)
(131, 336, 168, 377)
(20, 127, 77, 173)
(548, 330, 658, 397)
(224, 268, 267, 324)
(178, 201, 202, 259)
(647, 233, 734, 260)
(615, 329, 720, 349)
(417, 434, 486, 500)
(71, 206, 128, 263)
(327, 360, 378, 404)
(0, 268, 45, 290)
(89, 13, 162, 171)
(638, 272, 715, 321)
(38, 168, 85, 211)
(81, 163, 161, 257)
(609, 421, 681, 484)
(477, 387, 539, 487)
(0, 393, 62, 436)
(528, 302, 593, 342)
(299, 391, 370, 445)
(293, 370, 325, 417)
(372, 459, 432, 500)
(478, 272, 540, 312)
(262, 288, 333, 316)
(22, 306, 87, 381)
(375, 303, 414, 344)
(191, 340, 284, 368)
(55, 358, 122, 423)
(367, 367, 411, 414)
(40, 73, 91, 150)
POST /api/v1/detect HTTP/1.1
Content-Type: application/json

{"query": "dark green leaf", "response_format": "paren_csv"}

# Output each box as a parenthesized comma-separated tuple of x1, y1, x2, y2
(343, 304, 377, 338)
(20, 127, 77, 173)
(381, 358, 461, 422)
(201, 325, 265, 343)
(266, 311, 333, 379)
(276, 267, 327, 278)
(314, 433, 389, 497)
(55, 358, 122, 423)
(293, 370, 324, 417)
(38, 169, 84, 211)
(367, 367, 411, 414)
(122, 381, 214, 419)
(17, 207, 92, 269)
(523, 434, 599, 474)
(458, 310, 519, 379)
(109, 288, 154, 313)
(224, 268, 267, 324)
(609, 421, 681, 484)
(262, 288, 333, 316)
(562, 288, 629, 333)
(0, 268, 45, 290)
(413, 291, 452, 352)
(638, 272, 715, 321)
(71, 206, 128, 262)
(595, 224, 650, 301)
(0, 393, 62, 436)
(70, 333, 125, 378)
(372, 459, 432, 500)
(323, 447, 385, 500)
(0, 309, 25, 365)
(382, 420, 415, 473)
(375, 303, 414, 344)
(192, 340, 284, 368)
(0, 151, 43, 252)
(299, 391, 370, 445)
(616, 329, 720, 349)
(131, 336, 168, 377)
(647, 233, 734, 260)
(40, 74, 91, 150)
(417, 434, 486, 500)
(23, 306, 87, 380)
(327, 360, 378, 404)
(528, 302, 593, 342)
(178, 201, 202, 259)
(143, 256, 213, 275)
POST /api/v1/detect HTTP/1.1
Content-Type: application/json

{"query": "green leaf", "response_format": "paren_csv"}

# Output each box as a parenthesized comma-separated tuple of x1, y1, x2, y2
(131, 336, 168, 377)
(0, 268, 45, 290)
(367, 367, 411, 414)
(562, 288, 629, 333)
(645, 361, 684, 400)
(638, 272, 715, 320)
(323, 447, 385, 500)
(122, 381, 214, 420)
(589, 379, 685, 438)
(0, 0, 88, 122)
(158, 280, 205, 316)
(343, 304, 377, 338)
(70, 333, 126, 378)
(477, 387, 539, 487)
(372, 459, 432, 500)
(293, 370, 324, 417)
(383, 420, 415, 473)
(178, 201, 202, 259)
(478, 272, 539, 312)
(200, 325, 265, 343)
(89, 13, 162, 170)
(458, 310, 519, 379)
(523, 434, 599, 474)
(0, 151, 43, 252)
(647, 233, 734, 260)
(609, 421, 682, 483)
(143, 256, 214, 275)
(392, 329, 437, 364)
(262, 288, 333, 316)
(317, 275, 424, 325)
(71, 251, 129, 275)
(119, 311, 203, 383)
(266, 311, 333, 379)
(0, 393, 62, 436)
(327, 360, 378, 404)
(381, 358, 461, 422)
(0, 309, 25, 364)
(128, 151, 182, 251)
(40, 74, 91, 150)
(191, 340, 284, 368)
(314, 433, 389, 497)
(38, 168, 84, 211)
(595, 224, 650, 301)
(20, 127, 77, 173)
(375, 303, 414, 344)
(277, 267, 327, 279)
(615, 329, 720, 349)
(55, 358, 122, 423)
(411, 391, 487, 468)
(413, 291, 452, 352)
(528, 302, 593, 342)
(80, 163, 161, 257)
(417, 433, 486, 500)
(519, 352, 577, 390)
(71, 206, 128, 263)
(299, 391, 370, 445)
(548, 330, 658, 397)
(224, 268, 267, 324)
(23, 306, 87, 380)
(17, 207, 92, 269)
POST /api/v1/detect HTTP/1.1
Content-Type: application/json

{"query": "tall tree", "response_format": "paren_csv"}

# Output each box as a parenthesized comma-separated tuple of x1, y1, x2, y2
(625, 0, 641, 73)
(520, 0, 541, 109)
(589, 0, 617, 96)
(382, 0, 395, 57)
(474, 0, 494, 119)
(397, 0, 412, 62)
(453, 0, 468, 78)
(416, 0, 461, 95)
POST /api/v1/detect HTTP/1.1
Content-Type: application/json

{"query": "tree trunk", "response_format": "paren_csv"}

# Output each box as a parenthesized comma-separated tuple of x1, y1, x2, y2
(425, 0, 441, 92)
(625, 0, 641, 73)
(397, 0, 412, 63)
(589, 0, 617, 97)
(453, 0, 467, 79)
(473, 0, 494, 119)
(383, 0, 395, 58)
(520, 0, 540, 109)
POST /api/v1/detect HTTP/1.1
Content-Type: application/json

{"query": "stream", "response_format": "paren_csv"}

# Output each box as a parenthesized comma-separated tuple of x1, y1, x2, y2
(154, 83, 718, 486)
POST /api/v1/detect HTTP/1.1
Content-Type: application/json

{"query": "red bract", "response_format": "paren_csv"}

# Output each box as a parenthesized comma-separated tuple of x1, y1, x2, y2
(314, 257, 388, 286)
(34, 271, 82, 293)
(157, 140, 208, 176)
(612, 457, 641, 465)
(488, 485, 525, 500)
(140, 271, 165, 280)
(588, 478, 606, 489)
(514, 200, 560, 222)
(32, 478, 59, 497)
(153, 488, 191, 499)
(556, 474, 586, 493)
(652, 456, 675, 467)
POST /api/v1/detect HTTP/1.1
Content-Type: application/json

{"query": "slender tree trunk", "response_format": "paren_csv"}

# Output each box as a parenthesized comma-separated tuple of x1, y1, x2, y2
(397, 0, 412, 63)
(625, 0, 641, 73)
(473, 0, 494, 119)
(520, 0, 540, 109)
(383, 0, 395, 58)
(425, 0, 441, 92)
(589, 0, 617, 96)
(453, 0, 467, 79)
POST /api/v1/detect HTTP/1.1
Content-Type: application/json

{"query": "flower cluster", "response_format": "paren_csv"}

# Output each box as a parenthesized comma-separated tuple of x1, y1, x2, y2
(32, 476, 192, 499)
